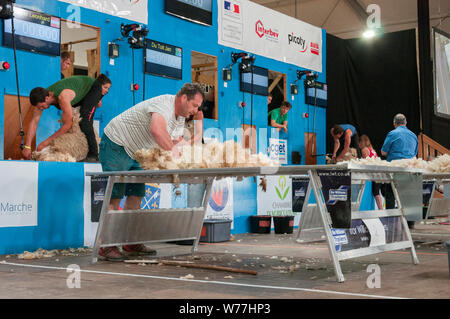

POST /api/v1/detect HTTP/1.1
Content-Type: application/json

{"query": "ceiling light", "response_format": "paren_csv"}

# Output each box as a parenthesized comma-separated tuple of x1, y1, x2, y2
(362, 29, 376, 39)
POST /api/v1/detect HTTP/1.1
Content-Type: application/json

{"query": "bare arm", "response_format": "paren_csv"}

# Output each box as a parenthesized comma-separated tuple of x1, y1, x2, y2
(271, 119, 285, 129)
(331, 129, 340, 159)
(22, 108, 43, 159)
(37, 89, 74, 151)
(339, 130, 352, 156)
(149, 112, 175, 151)
(191, 111, 204, 144)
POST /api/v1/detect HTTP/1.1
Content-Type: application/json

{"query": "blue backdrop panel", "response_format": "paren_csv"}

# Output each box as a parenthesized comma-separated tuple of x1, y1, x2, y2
(0, 162, 85, 255)
(232, 177, 257, 234)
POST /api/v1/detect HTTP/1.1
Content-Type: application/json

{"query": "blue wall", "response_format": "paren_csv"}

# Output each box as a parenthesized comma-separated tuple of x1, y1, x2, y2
(0, 1, 330, 252)
(1, 0, 327, 164)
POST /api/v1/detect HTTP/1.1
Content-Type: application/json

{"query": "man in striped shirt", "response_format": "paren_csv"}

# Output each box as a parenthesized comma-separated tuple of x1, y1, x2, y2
(97, 83, 205, 261)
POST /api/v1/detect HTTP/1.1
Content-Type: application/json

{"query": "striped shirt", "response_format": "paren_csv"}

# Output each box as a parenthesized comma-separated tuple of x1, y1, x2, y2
(104, 94, 185, 158)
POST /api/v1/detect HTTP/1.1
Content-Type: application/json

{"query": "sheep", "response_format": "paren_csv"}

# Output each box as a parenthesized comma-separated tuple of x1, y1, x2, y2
(32, 107, 89, 162)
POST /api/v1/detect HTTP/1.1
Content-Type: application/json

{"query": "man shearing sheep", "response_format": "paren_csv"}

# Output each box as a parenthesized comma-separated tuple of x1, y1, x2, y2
(97, 82, 204, 261)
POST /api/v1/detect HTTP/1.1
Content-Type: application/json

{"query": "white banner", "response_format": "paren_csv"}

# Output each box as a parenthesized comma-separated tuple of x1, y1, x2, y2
(206, 178, 234, 228)
(0, 162, 38, 227)
(59, 0, 148, 25)
(257, 175, 292, 216)
(218, 0, 322, 72)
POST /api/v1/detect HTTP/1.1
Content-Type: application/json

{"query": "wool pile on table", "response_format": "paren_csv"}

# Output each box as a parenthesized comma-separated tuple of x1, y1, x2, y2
(344, 154, 450, 173)
(134, 140, 280, 170)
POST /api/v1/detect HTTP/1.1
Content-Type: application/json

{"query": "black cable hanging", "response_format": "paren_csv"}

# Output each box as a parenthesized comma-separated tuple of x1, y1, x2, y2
(132, 47, 135, 105)
(250, 63, 254, 153)
(142, 39, 146, 102)
(10, 4, 25, 151)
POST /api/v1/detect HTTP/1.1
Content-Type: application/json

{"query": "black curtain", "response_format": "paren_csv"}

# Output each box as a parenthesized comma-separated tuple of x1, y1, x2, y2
(326, 30, 421, 155)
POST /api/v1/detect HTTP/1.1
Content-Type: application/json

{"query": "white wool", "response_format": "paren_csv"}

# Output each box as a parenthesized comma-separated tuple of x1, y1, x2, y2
(346, 154, 450, 173)
(32, 107, 89, 162)
(135, 140, 280, 171)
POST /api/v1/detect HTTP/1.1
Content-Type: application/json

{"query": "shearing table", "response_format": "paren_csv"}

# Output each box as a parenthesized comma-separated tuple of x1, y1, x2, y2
(87, 163, 424, 282)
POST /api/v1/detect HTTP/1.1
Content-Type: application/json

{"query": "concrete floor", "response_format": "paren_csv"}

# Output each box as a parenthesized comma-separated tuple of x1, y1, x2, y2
(0, 220, 449, 300)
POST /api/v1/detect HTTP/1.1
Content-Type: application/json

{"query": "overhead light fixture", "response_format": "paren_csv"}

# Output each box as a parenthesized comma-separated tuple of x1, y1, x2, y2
(362, 29, 376, 39)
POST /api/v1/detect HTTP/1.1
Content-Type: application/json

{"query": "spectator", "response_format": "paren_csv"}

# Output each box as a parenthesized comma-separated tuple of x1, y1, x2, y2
(380, 113, 418, 228)
(268, 101, 292, 133)
(359, 134, 383, 210)
(61, 51, 72, 79)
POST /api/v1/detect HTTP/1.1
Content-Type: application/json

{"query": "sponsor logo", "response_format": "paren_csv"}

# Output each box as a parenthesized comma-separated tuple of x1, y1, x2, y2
(209, 181, 229, 212)
(332, 228, 348, 246)
(269, 140, 286, 157)
(288, 32, 307, 52)
(93, 188, 105, 205)
(275, 176, 290, 201)
(310, 42, 320, 55)
(295, 187, 306, 197)
(255, 19, 279, 42)
(327, 186, 349, 205)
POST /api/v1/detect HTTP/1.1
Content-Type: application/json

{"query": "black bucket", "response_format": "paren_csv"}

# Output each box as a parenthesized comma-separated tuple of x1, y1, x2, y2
(273, 216, 294, 234)
(250, 215, 272, 234)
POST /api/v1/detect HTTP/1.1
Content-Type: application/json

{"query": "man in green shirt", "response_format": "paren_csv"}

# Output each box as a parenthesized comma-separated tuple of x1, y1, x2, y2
(22, 75, 111, 161)
(268, 101, 292, 133)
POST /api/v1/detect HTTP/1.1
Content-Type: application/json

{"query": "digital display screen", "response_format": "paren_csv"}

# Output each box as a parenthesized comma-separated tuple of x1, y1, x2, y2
(434, 28, 450, 119)
(165, 0, 213, 26)
(2, 7, 61, 56)
(240, 66, 269, 96)
(305, 82, 327, 108)
(145, 39, 182, 80)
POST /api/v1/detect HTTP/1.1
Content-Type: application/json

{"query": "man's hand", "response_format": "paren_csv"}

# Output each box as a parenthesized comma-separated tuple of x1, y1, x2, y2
(172, 136, 183, 145)
(283, 125, 288, 133)
(22, 148, 32, 160)
(37, 140, 50, 152)
(171, 145, 182, 158)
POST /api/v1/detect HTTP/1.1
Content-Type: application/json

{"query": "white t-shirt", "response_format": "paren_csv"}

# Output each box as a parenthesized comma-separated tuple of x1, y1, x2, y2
(104, 94, 185, 158)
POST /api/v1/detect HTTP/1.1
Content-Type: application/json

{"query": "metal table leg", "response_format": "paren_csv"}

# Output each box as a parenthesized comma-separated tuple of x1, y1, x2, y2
(390, 180, 419, 265)
(308, 170, 346, 283)
(192, 178, 214, 253)
(92, 175, 116, 263)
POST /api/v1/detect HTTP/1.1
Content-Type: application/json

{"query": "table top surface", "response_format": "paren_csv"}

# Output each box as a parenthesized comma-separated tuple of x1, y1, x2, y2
(86, 163, 427, 177)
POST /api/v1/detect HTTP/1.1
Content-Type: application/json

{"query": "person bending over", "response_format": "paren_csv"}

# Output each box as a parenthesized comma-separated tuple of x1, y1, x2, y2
(97, 82, 204, 261)
(330, 124, 361, 162)
(23, 74, 111, 162)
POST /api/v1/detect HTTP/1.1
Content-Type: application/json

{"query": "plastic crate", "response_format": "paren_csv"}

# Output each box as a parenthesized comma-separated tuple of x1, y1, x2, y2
(200, 219, 232, 243)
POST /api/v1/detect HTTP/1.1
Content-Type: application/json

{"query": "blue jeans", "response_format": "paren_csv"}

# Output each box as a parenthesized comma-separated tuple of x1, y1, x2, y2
(99, 134, 145, 199)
